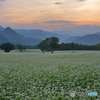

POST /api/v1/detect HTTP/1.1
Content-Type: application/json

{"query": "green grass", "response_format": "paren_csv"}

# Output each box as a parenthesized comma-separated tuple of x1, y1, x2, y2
(0, 50, 100, 100)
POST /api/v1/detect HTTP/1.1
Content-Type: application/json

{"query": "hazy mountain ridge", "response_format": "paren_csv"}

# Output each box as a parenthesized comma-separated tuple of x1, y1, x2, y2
(16, 29, 100, 45)
(0, 25, 100, 45)
(0, 27, 26, 45)
(0, 26, 60, 45)
(68, 25, 100, 36)
(71, 33, 100, 45)
(0, 26, 33, 45)
(16, 29, 58, 40)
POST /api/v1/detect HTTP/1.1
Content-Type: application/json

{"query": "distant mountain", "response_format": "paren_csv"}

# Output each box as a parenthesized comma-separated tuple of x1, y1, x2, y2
(0, 33, 7, 43)
(0, 26, 28, 45)
(3, 27, 25, 44)
(0, 27, 60, 45)
(0, 25, 100, 46)
(16, 29, 58, 38)
(68, 25, 100, 36)
(69, 33, 100, 45)
(0, 25, 4, 31)
(16, 26, 100, 45)
(16, 29, 60, 43)
(16, 29, 72, 43)
(0, 26, 8, 43)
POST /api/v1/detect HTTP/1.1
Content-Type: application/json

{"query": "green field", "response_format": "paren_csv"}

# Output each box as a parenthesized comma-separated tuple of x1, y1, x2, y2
(0, 50, 100, 100)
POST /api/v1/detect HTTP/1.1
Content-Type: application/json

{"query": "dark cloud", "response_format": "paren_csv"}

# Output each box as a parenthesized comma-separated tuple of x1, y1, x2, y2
(44, 20, 77, 24)
(54, 2, 63, 5)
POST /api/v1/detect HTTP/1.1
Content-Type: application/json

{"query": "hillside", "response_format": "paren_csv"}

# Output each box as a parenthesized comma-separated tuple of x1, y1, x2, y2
(70, 33, 100, 45)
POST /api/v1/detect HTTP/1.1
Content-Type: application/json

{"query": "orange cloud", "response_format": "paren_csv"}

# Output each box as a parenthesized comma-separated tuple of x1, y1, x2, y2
(0, 0, 100, 28)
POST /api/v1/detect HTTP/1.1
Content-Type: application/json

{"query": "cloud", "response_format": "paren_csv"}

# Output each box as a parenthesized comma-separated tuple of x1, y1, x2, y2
(53, 2, 63, 5)
(39, 19, 79, 32)
(44, 19, 77, 24)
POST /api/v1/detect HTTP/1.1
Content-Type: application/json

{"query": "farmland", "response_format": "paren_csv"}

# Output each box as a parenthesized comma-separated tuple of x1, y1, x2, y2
(0, 50, 100, 100)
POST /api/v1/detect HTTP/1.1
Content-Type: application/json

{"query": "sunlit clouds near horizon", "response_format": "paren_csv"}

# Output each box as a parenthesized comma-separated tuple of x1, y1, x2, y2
(0, 0, 100, 29)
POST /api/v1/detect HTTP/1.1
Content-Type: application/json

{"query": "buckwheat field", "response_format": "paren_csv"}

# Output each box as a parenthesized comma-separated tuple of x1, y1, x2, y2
(0, 50, 100, 100)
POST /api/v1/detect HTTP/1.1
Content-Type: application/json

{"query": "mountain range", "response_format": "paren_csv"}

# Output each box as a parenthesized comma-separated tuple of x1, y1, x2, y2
(0, 25, 100, 45)
(69, 33, 100, 45)
(0, 26, 59, 46)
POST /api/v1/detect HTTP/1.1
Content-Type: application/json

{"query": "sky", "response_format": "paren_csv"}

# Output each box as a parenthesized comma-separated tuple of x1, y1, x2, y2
(0, 0, 100, 30)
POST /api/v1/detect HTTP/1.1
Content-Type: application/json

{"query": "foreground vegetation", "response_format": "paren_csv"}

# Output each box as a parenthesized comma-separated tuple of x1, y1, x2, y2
(0, 50, 100, 99)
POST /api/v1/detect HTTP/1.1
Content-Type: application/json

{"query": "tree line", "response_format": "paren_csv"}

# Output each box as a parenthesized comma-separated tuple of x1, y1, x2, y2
(38, 37, 100, 53)
(1, 37, 100, 53)
(0, 43, 27, 52)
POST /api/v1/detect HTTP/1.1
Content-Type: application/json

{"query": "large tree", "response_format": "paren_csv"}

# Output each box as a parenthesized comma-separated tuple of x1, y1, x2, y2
(38, 37, 59, 53)
(0, 43, 15, 52)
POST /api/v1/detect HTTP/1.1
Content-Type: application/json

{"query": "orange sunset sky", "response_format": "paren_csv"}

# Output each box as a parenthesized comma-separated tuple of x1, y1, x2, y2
(0, 0, 100, 29)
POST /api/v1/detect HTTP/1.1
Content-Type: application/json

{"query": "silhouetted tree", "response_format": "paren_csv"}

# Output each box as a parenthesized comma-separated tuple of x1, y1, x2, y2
(38, 37, 59, 53)
(0, 43, 15, 52)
